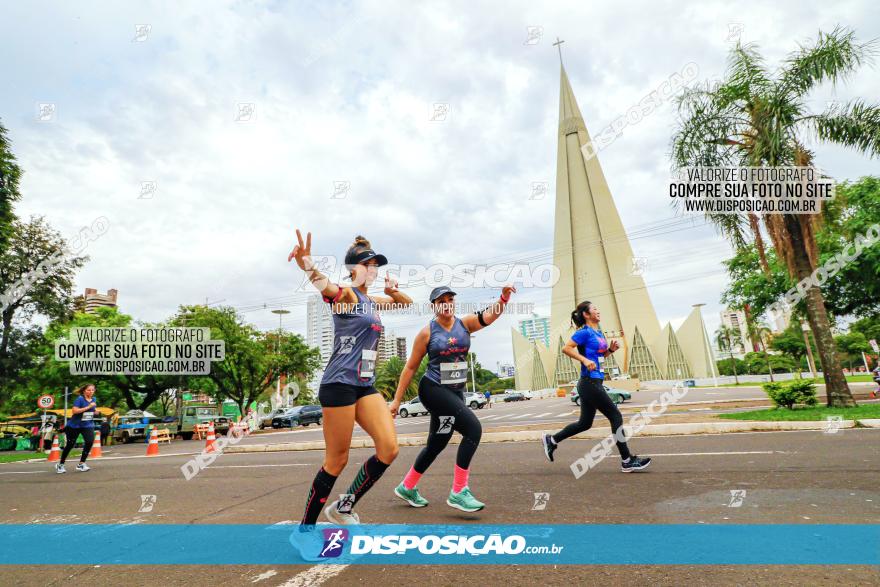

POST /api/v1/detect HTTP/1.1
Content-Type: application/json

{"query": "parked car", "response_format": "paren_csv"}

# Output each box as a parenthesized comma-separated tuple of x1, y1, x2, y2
(398, 397, 429, 418)
(113, 411, 168, 444)
(260, 408, 290, 430)
(503, 392, 526, 402)
(464, 391, 487, 409)
(177, 405, 229, 440)
(272, 405, 323, 428)
(569, 386, 631, 406)
(519, 390, 533, 400)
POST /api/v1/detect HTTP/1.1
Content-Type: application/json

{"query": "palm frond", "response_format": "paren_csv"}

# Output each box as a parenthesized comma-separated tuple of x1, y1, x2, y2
(801, 100, 880, 157)
(780, 26, 877, 97)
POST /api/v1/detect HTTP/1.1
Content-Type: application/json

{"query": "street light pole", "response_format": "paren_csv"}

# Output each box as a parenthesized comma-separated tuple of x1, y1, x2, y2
(271, 309, 291, 407)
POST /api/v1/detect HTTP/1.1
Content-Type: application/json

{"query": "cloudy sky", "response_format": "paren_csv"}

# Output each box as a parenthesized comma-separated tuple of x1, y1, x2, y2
(3, 1, 878, 372)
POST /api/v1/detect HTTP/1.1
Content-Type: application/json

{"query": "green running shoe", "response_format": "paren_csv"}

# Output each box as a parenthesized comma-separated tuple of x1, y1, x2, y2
(394, 482, 429, 507)
(446, 487, 484, 512)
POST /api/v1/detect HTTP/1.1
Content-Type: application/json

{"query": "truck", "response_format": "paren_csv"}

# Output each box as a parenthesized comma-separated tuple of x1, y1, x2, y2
(177, 405, 230, 440)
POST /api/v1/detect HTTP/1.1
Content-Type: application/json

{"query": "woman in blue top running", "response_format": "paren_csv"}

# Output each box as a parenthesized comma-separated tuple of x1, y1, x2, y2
(390, 283, 515, 512)
(56, 383, 97, 474)
(289, 230, 413, 530)
(542, 301, 651, 472)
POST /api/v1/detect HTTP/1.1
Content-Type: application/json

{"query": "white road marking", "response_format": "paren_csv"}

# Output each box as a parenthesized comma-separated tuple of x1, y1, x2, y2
(251, 569, 277, 582)
(511, 413, 534, 420)
(535, 412, 554, 418)
(279, 564, 349, 586)
(643, 451, 781, 457)
(0, 470, 48, 475)
(206, 463, 311, 469)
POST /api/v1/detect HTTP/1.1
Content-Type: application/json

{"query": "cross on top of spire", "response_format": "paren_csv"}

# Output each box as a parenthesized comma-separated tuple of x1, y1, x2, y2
(553, 37, 565, 64)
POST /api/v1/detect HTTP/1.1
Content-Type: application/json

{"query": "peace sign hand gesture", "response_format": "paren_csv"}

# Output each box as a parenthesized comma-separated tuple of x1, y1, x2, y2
(287, 229, 315, 272)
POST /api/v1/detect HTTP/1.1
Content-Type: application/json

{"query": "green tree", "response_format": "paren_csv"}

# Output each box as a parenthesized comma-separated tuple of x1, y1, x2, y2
(180, 305, 322, 415)
(375, 355, 426, 401)
(715, 325, 743, 384)
(0, 120, 23, 255)
(815, 177, 880, 319)
(0, 216, 87, 390)
(769, 322, 809, 376)
(834, 331, 871, 371)
(672, 27, 880, 406)
(30, 307, 169, 411)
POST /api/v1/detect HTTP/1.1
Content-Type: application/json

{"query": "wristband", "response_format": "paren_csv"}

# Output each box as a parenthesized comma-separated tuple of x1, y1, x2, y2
(499, 294, 510, 304)
(302, 255, 316, 272)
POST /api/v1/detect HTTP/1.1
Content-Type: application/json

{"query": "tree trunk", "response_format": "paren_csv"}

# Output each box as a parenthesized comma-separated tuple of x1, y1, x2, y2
(783, 215, 855, 407)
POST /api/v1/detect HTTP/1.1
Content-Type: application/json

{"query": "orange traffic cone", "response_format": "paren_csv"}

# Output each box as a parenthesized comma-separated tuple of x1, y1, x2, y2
(89, 431, 103, 458)
(205, 421, 216, 453)
(47, 436, 61, 462)
(146, 428, 159, 456)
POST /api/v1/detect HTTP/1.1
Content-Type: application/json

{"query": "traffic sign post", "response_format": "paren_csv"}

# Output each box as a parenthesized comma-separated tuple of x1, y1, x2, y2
(37, 395, 54, 409)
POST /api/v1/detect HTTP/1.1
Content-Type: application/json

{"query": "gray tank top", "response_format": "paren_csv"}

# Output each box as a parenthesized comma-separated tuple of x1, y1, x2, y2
(424, 316, 471, 389)
(321, 287, 382, 386)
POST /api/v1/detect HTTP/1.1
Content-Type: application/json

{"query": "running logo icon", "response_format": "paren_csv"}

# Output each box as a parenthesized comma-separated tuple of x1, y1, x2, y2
(437, 416, 455, 434)
(138, 495, 157, 513)
(823, 415, 844, 434)
(532, 492, 549, 510)
(319, 528, 349, 558)
(727, 489, 747, 508)
(339, 336, 356, 354)
(337, 493, 355, 513)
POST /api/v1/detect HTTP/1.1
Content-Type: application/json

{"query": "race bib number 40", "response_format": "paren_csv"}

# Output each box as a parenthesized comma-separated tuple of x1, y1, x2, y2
(359, 350, 377, 378)
(440, 361, 467, 385)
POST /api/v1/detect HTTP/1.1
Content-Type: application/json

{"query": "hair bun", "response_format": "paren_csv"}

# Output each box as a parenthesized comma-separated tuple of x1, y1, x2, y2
(353, 235, 370, 248)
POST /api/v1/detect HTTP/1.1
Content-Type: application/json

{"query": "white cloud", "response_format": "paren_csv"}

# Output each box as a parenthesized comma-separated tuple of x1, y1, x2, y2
(2, 0, 877, 369)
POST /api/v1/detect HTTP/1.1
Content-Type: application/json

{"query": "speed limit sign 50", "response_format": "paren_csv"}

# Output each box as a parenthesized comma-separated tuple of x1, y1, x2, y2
(37, 395, 55, 409)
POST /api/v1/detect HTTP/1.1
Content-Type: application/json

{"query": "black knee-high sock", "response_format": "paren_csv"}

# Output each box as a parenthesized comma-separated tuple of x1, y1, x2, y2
(301, 467, 338, 525)
(337, 455, 390, 513)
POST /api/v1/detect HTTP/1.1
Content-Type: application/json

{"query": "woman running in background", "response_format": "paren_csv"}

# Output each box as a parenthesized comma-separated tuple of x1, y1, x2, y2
(542, 301, 651, 473)
(56, 383, 97, 473)
(289, 230, 412, 528)
(390, 284, 515, 512)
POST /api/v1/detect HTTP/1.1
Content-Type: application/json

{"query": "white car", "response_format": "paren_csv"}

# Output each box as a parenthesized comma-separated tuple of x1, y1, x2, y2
(464, 391, 487, 409)
(519, 390, 534, 400)
(398, 398, 429, 418)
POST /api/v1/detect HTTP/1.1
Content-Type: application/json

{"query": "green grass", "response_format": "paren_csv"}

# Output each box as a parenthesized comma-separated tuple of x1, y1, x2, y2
(719, 403, 880, 421)
(0, 450, 82, 464)
(845, 374, 874, 383)
(697, 374, 876, 387)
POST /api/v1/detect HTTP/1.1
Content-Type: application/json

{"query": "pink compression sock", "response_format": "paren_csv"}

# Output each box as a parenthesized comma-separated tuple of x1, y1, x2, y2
(403, 467, 422, 490)
(452, 465, 469, 493)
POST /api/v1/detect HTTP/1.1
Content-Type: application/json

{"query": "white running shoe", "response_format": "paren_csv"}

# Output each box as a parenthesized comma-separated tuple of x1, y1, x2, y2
(324, 500, 361, 525)
(76, 462, 91, 472)
(55, 463, 66, 474)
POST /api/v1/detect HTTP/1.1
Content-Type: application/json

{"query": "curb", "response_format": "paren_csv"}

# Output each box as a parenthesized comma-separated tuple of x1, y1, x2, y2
(224, 419, 868, 454)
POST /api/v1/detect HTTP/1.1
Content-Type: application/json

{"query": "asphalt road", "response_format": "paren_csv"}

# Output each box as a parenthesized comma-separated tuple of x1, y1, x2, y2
(1, 427, 877, 585)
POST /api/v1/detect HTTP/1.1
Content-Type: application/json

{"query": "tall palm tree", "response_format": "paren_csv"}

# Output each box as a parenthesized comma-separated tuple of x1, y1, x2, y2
(715, 325, 742, 385)
(745, 317, 776, 381)
(671, 26, 879, 406)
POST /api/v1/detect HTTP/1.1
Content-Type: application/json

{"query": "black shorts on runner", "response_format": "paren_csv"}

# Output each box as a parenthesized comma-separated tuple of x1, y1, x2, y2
(318, 382, 379, 407)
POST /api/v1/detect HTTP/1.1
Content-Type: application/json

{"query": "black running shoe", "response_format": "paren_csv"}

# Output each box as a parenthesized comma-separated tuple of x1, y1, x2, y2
(621, 455, 651, 472)
(542, 433, 556, 462)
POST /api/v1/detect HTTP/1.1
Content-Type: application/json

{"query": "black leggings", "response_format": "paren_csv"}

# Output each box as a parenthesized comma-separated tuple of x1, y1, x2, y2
(413, 377, 482, 472)
(60, 427, 95, 464)
(553, 377, 631, 460)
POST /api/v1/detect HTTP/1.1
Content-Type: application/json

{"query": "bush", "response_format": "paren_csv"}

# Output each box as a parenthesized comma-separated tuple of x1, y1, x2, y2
(762, 379, 818, 409)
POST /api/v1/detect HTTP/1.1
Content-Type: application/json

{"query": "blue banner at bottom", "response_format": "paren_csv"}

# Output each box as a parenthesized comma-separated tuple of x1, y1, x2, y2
(1, 524, 877, 565)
